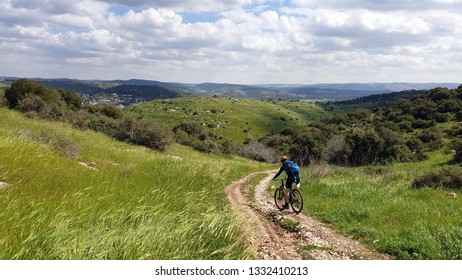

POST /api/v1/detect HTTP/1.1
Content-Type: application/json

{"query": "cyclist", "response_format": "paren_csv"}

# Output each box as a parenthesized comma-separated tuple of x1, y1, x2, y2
(273, 155, 300, 210)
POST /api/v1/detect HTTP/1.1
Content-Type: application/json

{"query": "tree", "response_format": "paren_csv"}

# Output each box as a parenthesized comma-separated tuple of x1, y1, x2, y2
(5, 78, 40, 108)
(345, 129, 384, 166)
(289, 128, 326, 166)
(59, 89, 82, 110)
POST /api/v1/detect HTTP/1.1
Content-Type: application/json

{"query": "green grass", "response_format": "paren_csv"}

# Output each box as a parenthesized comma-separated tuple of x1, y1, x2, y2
(126, 97, 329, 144)
(247, 173, 268, 204)
(299, 155, 462, 260)
(0, 108, 271, 259)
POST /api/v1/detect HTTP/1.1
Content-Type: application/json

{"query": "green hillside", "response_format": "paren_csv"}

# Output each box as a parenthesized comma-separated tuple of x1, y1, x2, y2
(0, 108, 271, 259)
(126, 97, 329, 144)
(300, 152, 462, 260)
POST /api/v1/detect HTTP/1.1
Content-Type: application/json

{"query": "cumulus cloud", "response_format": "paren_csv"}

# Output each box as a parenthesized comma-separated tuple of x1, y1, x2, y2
(292, 0, 462, 11)
(0, 0, 461, 83)
(96, 0, 252, 12)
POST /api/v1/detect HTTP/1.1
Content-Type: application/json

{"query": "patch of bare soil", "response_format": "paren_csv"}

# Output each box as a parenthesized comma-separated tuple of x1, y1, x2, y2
(226, 171, 390, 260)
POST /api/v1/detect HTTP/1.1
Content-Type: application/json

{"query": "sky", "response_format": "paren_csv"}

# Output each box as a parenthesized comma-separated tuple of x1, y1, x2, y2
(1, 0, 462, 84)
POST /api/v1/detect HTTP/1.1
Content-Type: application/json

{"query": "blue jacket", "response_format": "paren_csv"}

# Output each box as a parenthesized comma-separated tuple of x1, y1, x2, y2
(274, 160, 299, 179)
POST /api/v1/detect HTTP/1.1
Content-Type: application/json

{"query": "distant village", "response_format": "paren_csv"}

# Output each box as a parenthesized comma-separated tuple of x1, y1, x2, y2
(75, 93, 146, 108)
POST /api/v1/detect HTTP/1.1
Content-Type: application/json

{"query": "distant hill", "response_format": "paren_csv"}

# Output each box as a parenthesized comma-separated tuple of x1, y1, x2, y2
(307, 82, 460, 92)
(1, 76, 459, 101)
(287, 86, 387, 100)
(337, 89, 428, 105)
(127, 97, 329, 144)
(102, 84, 187, 100)
(27, 79, 187, 102)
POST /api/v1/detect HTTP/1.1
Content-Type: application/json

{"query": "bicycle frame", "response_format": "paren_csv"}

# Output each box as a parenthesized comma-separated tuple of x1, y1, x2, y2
(273, 176, 303, 213)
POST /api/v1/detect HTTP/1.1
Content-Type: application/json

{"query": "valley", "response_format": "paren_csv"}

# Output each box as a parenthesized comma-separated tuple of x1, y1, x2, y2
(1, 79, 462, 260)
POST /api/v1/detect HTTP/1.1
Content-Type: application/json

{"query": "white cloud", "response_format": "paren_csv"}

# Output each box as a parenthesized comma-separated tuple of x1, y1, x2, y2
(0, 0, 461, 83)
(96, 0, 252, 12)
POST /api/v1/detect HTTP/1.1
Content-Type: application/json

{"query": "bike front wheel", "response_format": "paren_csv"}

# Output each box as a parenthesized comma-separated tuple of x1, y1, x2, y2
(290, 189, 304, 214)
(274, 187, 285, 211)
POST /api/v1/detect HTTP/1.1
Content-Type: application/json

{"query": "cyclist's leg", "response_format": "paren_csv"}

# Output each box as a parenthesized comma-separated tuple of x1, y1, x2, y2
(295, 174, 301, 189)
(285, 177, 294, 206)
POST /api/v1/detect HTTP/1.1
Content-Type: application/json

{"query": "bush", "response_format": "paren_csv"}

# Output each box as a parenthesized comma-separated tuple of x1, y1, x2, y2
(17, 129, 80, 160)
(344, 129, 384, 166)
(0, 90, 6, 107)
(16, 94, 48, 114)
(412, 119, 436, 129)
(87, 103, 123, 119)
(173, 120, 235, 155)
(446, 123, 462, 138)
(5, 78, 61, 108)
(412, 166, 462, 190)
(59, 89, 82, 110)
(116, 117, 173, 151)
(238, 142, 276, 162)
(418, 128, 444, 151)
(453, 150, 462, 164)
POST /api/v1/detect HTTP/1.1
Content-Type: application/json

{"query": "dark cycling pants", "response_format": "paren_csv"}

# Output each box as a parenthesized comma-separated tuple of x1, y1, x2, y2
(286, 175, 300, 189)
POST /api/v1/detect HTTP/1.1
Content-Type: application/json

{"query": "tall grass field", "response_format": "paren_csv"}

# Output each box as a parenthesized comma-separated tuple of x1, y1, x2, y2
(300, 155, 462, 260)
(0, 108, 271, 259)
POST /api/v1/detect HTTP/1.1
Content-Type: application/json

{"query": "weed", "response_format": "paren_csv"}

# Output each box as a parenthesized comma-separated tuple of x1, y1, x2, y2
(17, 129, 80, 160)
(299, 244, 335, 252)
(279, 218, 300, 232)
(412, 166, 462, 190)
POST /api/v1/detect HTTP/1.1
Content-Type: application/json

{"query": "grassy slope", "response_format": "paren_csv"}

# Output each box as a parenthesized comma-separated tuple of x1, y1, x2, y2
(0, 108, 271, 259)
(126, 97, 329, 144)
(300, 152, 462, 260)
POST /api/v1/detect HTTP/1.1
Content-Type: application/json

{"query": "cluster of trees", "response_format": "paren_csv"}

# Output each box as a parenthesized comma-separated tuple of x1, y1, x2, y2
(4, 79, 173, 151)
(4, 79, 462, 166)
(173, 120, 234, 155)
(262, 86, 462, 166)
(2, 79, 277, 159)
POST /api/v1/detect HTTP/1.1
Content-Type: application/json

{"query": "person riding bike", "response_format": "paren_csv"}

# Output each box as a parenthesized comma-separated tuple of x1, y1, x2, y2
(273, 155, 301, 210)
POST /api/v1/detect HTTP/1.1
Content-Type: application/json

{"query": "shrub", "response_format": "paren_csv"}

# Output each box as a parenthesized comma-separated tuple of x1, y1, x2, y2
(17, 129, 80, 160)
(260, 134, 291, 155)
(343, 129, 384, 166)
(324, 135, 349, 165)
(87, 103, 123, 119)
(0, 90, 6, 107)
(16, 94, 48, 114)
(412, 166, 462, 190)
(446, 123, 462, 138)
(412, 119, 436, 129)
(418, 128, 444, 151)
(398, 121, 413, 132)
(117, 117, 173, 151)
(5, 78, 61, 108)
(59, 89, 82, 110)
(453, 149, 462, 164)
(238, 142, 277, 162)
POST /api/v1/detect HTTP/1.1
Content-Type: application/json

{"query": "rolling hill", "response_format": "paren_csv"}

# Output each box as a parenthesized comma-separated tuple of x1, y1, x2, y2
(3, 77, 458, 101)
(2, 79, 462, 260)
(0, 107, 271, 259)
(126, 97, 330, 144)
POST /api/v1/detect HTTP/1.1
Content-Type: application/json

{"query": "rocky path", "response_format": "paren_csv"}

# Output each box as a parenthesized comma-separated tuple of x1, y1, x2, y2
(226, 171, 390, 260)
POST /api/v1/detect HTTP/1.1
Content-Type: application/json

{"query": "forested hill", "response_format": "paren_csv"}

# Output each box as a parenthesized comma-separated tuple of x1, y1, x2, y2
(3, 77, 458, 101)
(102, 85, 187, 99)
(262, 85, 462, 167)
(326, 89, 428, 108)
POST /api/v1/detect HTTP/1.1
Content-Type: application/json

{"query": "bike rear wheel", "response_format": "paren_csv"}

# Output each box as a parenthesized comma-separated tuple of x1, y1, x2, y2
(290, 189, 304, 214)
(274, 187, 286, 211)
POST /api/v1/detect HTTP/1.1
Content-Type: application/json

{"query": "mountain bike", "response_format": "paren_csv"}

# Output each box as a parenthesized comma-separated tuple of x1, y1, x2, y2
(273, 177, 304, 214)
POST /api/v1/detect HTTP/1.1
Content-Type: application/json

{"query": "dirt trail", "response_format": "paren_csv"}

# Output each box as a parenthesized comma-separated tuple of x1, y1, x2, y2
(226, 171, 390, 260)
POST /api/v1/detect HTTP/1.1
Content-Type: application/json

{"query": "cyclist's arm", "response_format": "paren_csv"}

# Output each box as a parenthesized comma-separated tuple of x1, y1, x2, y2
(273, 166, 284, 179)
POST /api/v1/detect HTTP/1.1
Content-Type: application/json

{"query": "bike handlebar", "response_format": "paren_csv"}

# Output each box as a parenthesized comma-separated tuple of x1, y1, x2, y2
(273, 177, 287, 181)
